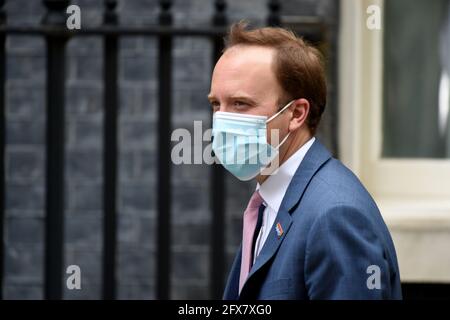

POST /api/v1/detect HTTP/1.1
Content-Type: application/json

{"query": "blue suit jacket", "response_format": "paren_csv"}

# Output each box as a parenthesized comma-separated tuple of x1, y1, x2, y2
(223, 139, 402, 300)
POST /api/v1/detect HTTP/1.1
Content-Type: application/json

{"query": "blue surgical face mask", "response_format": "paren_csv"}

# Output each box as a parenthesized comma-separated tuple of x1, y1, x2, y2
(211, 100, 295, 181)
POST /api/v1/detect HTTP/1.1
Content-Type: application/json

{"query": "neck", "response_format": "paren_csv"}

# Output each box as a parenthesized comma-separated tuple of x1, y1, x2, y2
(256, 129, 312, 185)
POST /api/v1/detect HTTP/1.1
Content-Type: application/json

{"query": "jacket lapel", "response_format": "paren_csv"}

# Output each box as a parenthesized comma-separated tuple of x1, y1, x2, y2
(239, 139, 332, 298)
(243, 208, 293, 288)
(223, 245, 242, 300)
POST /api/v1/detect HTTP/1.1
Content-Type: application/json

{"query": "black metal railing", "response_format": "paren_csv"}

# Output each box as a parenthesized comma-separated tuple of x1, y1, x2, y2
(0, 0, 5, 302)
(0, 0, 325, 300)
(102, 0, 119, 301)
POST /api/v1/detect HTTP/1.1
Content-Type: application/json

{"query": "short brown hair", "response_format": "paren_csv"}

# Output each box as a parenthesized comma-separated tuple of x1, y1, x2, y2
(224, 22, 327, 134)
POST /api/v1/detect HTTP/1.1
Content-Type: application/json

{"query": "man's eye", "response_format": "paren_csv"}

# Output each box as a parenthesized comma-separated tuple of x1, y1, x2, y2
(210, 101, 220, 110)
(234, 101, 247, 107)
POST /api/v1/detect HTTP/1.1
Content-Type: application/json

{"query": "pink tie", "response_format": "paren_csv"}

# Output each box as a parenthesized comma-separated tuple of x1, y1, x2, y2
(239, 190, 264, 293)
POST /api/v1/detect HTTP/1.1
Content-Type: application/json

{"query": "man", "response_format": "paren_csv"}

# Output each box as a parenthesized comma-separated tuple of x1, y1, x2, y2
(208, 22, 402, 300)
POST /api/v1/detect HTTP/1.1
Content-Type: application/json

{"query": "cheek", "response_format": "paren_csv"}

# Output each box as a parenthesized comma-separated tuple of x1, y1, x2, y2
(266, 119, 289, 145)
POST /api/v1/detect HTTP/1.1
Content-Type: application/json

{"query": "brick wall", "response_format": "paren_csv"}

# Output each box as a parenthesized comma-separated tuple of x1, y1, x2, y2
(3, 0, 338, 299)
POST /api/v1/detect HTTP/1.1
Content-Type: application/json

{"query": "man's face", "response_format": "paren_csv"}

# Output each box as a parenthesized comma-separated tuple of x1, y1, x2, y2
(208, 45, 290, 144)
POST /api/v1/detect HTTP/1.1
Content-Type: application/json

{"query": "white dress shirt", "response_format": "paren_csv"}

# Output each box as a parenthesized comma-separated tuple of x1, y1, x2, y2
(253, 137, 315, 263)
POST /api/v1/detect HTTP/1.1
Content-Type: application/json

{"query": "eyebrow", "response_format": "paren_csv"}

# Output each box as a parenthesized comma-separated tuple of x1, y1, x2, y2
(206, 94, 258, 105)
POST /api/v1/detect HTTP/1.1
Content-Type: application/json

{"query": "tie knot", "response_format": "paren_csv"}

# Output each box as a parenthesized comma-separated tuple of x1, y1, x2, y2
(247, 190, 264, 211)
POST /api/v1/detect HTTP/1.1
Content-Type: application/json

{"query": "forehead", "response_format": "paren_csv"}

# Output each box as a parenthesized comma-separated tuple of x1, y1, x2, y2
(219, 45, 275, 69)
(210, 45, 281, 100)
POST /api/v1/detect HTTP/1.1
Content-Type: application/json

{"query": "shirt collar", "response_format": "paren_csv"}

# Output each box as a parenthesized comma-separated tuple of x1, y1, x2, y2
(257, 137, 315, 213)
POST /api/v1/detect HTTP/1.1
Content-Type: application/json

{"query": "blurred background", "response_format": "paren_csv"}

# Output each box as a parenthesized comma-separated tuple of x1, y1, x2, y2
(1, 0, 449, 300)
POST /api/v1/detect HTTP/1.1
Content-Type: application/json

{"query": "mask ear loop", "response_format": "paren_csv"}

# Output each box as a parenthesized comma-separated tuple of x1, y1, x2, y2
(266, 99, 296, 123)
(274, 131, 290, 150)
(266, 99, 295, 149)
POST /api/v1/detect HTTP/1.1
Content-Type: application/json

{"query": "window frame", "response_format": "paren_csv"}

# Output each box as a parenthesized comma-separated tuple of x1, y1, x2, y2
(339, 0, 450, 283)
(339, 0, 450, 205)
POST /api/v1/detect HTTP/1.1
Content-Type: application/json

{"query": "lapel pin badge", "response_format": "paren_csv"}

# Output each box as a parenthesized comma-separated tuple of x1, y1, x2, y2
(275, 222, 283, 238)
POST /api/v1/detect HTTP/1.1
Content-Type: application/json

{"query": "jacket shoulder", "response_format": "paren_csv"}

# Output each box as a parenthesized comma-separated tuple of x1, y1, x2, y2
(308, 158, 378, 211)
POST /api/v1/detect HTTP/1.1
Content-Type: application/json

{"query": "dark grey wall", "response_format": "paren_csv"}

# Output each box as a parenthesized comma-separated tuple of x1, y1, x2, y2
(3, 0, 338, 299)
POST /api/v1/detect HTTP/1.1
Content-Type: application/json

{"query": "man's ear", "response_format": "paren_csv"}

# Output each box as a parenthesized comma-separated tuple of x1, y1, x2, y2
(289, 98, 310, 132)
